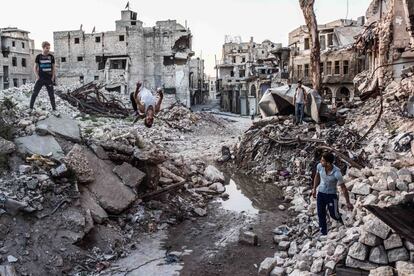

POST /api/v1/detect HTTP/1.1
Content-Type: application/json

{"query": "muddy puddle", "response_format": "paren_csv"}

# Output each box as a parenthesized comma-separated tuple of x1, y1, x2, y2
(107, 172, 289, 276)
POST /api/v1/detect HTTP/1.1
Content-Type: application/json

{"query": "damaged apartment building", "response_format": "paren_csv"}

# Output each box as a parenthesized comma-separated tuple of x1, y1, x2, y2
(355, 0, 414, 94)
(217, 36, 283, 115)
(0, 28, 36, 90)
(53, 8, 197, 107)
(289, 18, 365, 107)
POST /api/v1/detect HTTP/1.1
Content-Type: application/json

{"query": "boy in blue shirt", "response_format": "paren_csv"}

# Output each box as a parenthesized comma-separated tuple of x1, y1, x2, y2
(312, 152, 353, 235)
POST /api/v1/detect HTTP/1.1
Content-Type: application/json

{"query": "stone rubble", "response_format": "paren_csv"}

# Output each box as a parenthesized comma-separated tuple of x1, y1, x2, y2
(229, 74, 414, 275)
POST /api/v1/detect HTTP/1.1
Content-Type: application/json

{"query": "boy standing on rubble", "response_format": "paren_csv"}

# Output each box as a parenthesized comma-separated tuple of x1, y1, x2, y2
(130, 82, 163, 128)
(293, 80, 306, 124)
(30, 41, 59, 116)
(311, 152, 353, 236)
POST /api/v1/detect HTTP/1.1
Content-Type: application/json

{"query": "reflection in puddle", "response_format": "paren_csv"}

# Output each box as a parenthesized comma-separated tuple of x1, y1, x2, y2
(218, 179, 259, 215)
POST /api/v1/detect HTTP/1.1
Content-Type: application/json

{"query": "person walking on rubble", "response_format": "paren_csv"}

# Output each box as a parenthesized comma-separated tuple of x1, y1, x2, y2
(130, 82, 163, 128)
(311, 152, 353, 236)
(30, 41, 59, 116)
(293, 80, 307, 124)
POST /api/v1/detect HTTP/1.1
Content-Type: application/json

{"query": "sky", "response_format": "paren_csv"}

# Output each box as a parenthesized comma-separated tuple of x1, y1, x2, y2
(1, 0, 372, 76)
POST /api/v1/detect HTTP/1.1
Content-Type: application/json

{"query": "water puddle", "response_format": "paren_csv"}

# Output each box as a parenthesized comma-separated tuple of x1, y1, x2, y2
(218, 179, 259, 214)
(217, 171, 283, 214)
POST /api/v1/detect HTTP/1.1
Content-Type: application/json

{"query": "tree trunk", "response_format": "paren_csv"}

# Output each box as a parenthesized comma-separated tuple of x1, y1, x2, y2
(299, 0, 321, 92)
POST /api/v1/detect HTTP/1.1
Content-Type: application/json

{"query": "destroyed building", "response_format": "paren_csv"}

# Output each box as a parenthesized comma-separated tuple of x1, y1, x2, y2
(289, 19, 365, 106)
(0, 28, 36, 90)
(217, 36, 282, 115)
(53, 8, 197, 107)
(208, 76, 218, 102)
(189, 58, 208, 105)
(355, 0, 414, 93)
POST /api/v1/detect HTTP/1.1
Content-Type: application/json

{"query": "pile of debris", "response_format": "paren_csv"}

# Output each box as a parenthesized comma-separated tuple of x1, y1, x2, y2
(230, 73, 414, 275)
(56, 82, 130, 118)
(0, 82, 232, 275)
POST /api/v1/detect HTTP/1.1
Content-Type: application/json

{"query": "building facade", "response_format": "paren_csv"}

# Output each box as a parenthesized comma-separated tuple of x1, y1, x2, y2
(217, 36, 282, 115)
(189, 58, 208, 105)
(53, 9, 196, 107)
(0, 28, 35, 90)
(289, 19, 364, 106)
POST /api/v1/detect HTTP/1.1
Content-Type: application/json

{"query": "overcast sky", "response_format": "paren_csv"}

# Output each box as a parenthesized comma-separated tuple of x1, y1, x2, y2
(1, 0, 371, 75)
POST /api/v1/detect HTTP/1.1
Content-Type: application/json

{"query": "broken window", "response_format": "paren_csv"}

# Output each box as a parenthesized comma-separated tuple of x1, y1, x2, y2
(95, 36, 101, 43)
(163, 56, 174, 66)
(77, 56, 84, 62)
(119, 35, 125, 41)
(22, 79, 26, 85)
(21, 42, 25, 49)
(80, 75, 84, 83)
(334, 61, 340, 74)
(320, 62, 324, 75)
(94, 76, 99, 80)
(230, 71, 235, 77)
(304, 38, 310, 50)
(242, 57, 246, 63)
(12, 41, 15, 47)
(343, 60, 349, 75)
(61, 57, 66, 62)
(327, 33, 334, 47)
(110, 59, 126, 70)
(262, 50, 265, 54)
(320, 35, 326, 50)
(326, 61, 332, 75)
(304, 64, 309, 77)
(232, 57, 236, 63)
(95, 56, 102, 63)
(239, 70, 245, 78)
(21, 58, 26, 67)
(74, 37, 80, 44)
(13, 78, 18, 87)
(12, 57, 17, 67)
(131, 21, 136, 26)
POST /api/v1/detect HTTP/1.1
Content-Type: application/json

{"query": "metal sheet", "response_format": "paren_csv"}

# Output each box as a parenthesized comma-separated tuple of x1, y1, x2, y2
(365, 203, 414, 243)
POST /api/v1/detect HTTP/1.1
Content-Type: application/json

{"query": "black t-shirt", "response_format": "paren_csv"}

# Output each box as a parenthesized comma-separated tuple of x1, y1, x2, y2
(35, 54, 55, 80)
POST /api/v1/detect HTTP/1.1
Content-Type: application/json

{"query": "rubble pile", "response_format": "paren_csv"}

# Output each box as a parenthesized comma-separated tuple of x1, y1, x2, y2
(0, 84, 231, 275)
(233, 76, 414, 275)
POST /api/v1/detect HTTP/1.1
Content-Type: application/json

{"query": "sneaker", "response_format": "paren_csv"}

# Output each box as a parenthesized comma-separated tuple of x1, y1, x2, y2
(52, 110, 61, 117)
(29, 108, 34, 115)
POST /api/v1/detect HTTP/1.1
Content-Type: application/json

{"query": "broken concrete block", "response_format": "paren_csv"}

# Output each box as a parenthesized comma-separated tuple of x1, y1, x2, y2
(15, 134, 64, 159)
(387, 247, 409, 263)
(384, 234, 403, 250)
(51, 164, 68, 178)
(348, 242, 369, 261)
(310, 258, 323, 273)
(6, 255, 17, 263)
(278, 241, 290, 251)
(258, 257, 276, 276)
(359, 230, 382, 247)
(369, 245, 388, 265)
(64, 144, 95, 184)
(79, 187, 108, 224)
(395, 261, 414, 276)
(90, 144, 109, 160)
(398, 168, 413, 183)
(159, 177, 173, 185)
(288, 241, 298, 257)
(270, 266, 285, 276)
(239, 231, 258, 246)
(351, 182, 371, 195)
(84, 149, 136, 214)
(368, 266, 394, 276)
(0, 137, 16, 155)
(203, 165, 225, 183)
(36, 116, 81, 142)
(208, 182, 225, 193)
(364, 217, 391, 239)
(371, 179, 388, 191)
(345, 255, 378, 271)
(273, 234, 288, 244)
(113, 162, 146, 189)
(193, 207, 207, 217)
(396, 180, 409, 191)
